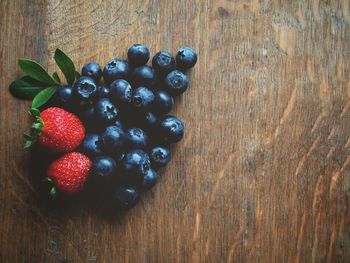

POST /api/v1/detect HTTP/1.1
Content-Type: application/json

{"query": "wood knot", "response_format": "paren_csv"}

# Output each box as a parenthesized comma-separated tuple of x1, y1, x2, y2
(217, 7, 229, 18)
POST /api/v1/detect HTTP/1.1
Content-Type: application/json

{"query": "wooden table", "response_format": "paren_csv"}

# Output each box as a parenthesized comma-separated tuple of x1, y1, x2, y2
(1, 0, 349, 262)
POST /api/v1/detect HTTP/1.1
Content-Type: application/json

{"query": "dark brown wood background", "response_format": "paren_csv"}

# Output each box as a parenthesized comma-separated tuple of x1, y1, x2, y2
(1, 0, 350, 262)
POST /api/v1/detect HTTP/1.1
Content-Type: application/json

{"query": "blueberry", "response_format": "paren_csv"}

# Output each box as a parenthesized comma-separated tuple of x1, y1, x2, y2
(113, 119, 125, 130)
(132, 86, 155, 111)
(73, 76, 97, 101)
(55, 85, 75, 111)
(175, 47, 197, 70)
(114, 186, 140, 209)
(131, 66, 157, 87)
(139, 112, 158, 131)
(79, 104, 95, 120)
(96, 85, 110, 99)
(56, 85, 73, 104)
(78, 104, 100, 131)
(164, 70, 189, 95)
(127, 44, 150, 67)
(92, 156, 117, 179)
(153, 90, 174, 114)
(125, 128, 148, 150)
(95, 98, 119, 123)
(103, 59, 130, 84)
(150, 146, 171, 168)
(102, 125, 125, 152)
(158, 115, 185, 143)
(81, 133, 104, 157)
(152, 51, 175, 74)
(109, 79, 132, 107)
(82, 62, 102, 82)
(142, 168, 158, 189)
(121, 149, 151, 177)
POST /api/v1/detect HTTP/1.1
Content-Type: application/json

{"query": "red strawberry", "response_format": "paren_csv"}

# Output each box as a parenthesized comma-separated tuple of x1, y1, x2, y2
(25, 107, 85, 153)
(46, 152, 92, 195)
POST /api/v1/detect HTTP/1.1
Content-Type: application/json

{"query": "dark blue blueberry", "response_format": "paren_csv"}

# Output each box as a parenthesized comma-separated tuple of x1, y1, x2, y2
(79, 104, 105, 132)
(121, 149, 151, 177)
(127, 44, 150, 67)
(56, 85, 73, 104)
(153, 90, 174, 115)
(131, 66, 157, 87)
(96, 85, 110, 99)
(73, 76, 97, 101)
(79, 104, 95, 120)
(114, 186, 140, 209)
(139, 112, 158, 131)
(150, 146, 171, 168)
(95, 98, 119, 123)
(54, 85, 75, 111)
(113, 120, 125, 130)
(103, 59, 130, 84)
(158, 115, 185, 144)
(142, 168, 158, 189)
(134, 112, 158, 144)
(125, 128, 148, 150)
(164, 70, 189, 95)
(132, 86, 155, 111)
(82, 61, 102, 82)
(109, 79, 132, 107)
(152, 51, 175, 75)
(102, 125, 125, 152)
(81, 133, 104, 157)
(92, 156, 117, 179)
(175, 47, 197, 70)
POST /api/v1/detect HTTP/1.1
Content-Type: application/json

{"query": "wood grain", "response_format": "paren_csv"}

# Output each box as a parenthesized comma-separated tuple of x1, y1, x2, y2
(1, 0, 350, 262)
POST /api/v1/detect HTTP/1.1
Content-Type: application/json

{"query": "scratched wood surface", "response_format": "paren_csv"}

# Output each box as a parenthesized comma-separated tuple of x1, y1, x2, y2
(1, 0, 350, 262)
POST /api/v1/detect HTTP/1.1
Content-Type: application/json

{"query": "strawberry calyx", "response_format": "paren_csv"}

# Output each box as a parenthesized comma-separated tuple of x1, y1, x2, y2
(24, 108, 44, 149)
(42, 177, 58, 199)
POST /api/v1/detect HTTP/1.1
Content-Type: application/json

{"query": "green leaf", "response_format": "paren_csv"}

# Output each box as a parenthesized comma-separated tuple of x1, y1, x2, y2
(52, 72, 61, 84)
(29, 108, 40, 117)
(23, 133, 35, 141)
(9, 76, 47, 100)
(54, 48, 76, 85)
(49, 186, 57, 198)
(30, 122, 43, 135)
(18, 59, 56, 85)
(31, 122, 43, 130)
(32, 86, 57, 108)
(24, 140, 35, 149)
(75, 71, 81, 79)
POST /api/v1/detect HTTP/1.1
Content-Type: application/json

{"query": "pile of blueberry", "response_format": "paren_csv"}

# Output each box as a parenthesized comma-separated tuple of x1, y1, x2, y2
(54, 44, 197, 209)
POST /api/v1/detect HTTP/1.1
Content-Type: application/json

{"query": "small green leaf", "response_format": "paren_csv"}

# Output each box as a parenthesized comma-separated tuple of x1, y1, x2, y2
(49, 187, 57, 198)
(29, 108, 41, 117)
(54, 48, 76, 85)
(23, 133, 35, 141)
(9, 76, 46, 100)
(30, 122, 43, 135)
(75, 71, 81, 79)
(31, 122, 43, 130)
(24, 140, 35, 149)
(18, 59, 56, 85)
(52, 72, 61, 84)
(32, 86, 57, 108)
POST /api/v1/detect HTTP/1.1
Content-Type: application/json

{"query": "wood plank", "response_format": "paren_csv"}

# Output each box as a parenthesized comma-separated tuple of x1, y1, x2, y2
(0, 0, 349, 262)
(0, 0, 49, 262)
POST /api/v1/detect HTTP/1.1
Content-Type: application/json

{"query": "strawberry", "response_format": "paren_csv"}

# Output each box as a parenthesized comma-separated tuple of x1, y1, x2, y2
(46, 152, 92, 195)
(25, 107, 85, 153)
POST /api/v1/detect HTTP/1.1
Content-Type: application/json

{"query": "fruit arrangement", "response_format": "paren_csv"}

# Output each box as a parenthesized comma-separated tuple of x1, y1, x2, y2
(9, 45, 197, 210)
